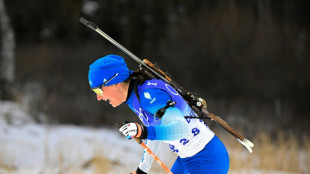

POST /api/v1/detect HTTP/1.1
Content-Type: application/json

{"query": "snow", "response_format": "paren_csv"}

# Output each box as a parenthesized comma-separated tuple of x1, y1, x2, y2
(0, 101, 174, 174)
(1, 124, 140, 173)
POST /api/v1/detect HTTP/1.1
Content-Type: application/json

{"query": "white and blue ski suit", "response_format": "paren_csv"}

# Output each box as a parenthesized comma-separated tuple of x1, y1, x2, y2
(125, 79, 229, 174)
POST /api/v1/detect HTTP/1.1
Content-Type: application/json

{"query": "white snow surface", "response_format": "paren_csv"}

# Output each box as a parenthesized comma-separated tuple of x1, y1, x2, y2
(0, 101, 303, 174)
(0, 101, 175, 174)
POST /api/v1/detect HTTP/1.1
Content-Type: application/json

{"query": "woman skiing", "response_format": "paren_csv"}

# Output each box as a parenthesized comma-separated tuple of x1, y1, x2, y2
(88, 54, 229, 174)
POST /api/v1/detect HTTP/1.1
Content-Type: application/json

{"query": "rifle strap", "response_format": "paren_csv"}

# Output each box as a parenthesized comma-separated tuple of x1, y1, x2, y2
(155, 101, 176, 119)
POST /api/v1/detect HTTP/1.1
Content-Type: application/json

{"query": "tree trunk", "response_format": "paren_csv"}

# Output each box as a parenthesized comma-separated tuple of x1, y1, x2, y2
(0, 0, 15, 100)
(257, 0, 272, 25)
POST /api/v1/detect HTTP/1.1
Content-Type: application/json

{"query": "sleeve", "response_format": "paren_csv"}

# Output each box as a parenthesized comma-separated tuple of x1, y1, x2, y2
(138, 140, 161, 173)
(139, 88, 191, 141)
(146, 107, 191, 140)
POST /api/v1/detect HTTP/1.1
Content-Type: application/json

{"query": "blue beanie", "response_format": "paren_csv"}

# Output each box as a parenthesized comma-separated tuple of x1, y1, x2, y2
(88, 55, 131, 88)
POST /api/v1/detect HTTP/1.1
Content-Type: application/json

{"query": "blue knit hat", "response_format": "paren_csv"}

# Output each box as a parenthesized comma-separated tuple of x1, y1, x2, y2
(88, 55, 131, 88)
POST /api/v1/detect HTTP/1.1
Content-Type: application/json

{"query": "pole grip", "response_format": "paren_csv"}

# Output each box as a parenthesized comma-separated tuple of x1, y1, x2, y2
(133, 137, 142, 144)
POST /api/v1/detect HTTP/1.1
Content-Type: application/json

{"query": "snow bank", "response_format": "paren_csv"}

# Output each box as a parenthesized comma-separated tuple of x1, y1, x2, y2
(0, 101, 33, 126)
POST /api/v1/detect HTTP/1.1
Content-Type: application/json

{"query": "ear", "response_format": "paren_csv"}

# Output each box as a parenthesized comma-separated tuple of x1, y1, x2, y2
(114, 83, 121, 89)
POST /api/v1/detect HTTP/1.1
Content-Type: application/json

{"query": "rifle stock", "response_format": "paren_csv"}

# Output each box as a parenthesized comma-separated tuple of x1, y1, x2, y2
(200, 108, 254, 153)
(143, 59, 172, 82)
(202, 109, 244, 140)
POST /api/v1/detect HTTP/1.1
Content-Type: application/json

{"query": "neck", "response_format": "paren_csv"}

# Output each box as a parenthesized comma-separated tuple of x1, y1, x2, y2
(118, 80, 131, 103)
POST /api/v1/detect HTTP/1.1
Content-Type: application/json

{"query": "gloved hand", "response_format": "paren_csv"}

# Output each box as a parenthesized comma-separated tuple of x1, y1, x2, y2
(130, 167, 147, 174)
(119, 122, 147, 139)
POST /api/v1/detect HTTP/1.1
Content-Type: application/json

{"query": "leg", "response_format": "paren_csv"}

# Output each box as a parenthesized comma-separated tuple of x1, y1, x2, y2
(181, 135, 230, 174)
(171, 156, 188, 174)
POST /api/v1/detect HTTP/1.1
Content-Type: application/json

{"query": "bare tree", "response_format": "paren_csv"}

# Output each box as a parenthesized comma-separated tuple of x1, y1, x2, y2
(0, 0, 15, 100)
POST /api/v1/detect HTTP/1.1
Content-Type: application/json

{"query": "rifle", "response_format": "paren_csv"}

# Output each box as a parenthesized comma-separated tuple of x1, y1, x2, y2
(80, 17, 254, 153)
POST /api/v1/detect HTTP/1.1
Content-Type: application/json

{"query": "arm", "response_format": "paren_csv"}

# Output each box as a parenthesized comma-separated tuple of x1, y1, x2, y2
(140, 88, 191, 141)
(146, 107, 191, 140)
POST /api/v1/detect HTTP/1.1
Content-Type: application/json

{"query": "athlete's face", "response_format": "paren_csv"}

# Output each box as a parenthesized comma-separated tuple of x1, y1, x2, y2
(96, 83, 126, 107)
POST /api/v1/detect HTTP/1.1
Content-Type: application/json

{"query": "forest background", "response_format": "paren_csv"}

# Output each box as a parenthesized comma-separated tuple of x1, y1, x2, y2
(1, 0, 310, 140)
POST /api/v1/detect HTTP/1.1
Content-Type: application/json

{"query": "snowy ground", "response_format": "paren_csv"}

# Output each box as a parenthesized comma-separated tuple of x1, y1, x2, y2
(0, 101, 304, 174)
(0, 101, 175, 174)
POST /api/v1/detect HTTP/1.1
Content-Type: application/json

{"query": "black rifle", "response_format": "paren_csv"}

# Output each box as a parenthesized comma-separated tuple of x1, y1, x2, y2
(80, 17, 254, 153)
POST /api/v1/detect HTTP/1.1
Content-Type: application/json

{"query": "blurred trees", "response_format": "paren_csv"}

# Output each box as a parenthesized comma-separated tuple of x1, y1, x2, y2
(2, 0, 310, 134)
(0, 0, 15, 100)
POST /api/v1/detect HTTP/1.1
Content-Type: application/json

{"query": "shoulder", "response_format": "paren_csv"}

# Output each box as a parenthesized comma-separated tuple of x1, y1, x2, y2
(139, 87, 172, 115)
(139, 79, 163, 90)
(139, 79, 171, 97)
(139, 88, 171, 104)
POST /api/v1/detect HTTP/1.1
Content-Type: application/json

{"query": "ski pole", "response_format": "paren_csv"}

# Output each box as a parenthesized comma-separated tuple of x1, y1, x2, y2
(133, 138, 173, 174)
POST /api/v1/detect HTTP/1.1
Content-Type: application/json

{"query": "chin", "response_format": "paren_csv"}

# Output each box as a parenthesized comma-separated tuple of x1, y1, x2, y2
(110, 99, 124, 108)
(111, 102, 121, 108)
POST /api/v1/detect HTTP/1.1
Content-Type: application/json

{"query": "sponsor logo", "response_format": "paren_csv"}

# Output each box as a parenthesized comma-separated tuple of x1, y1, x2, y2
(134, 108, 149, 126)
(165, 84, 179, 95)
(103, 78, 107, 83)
(144, 92, 152, 100)
(147, 81, 157, 86)
(150, 98, 156, 104)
